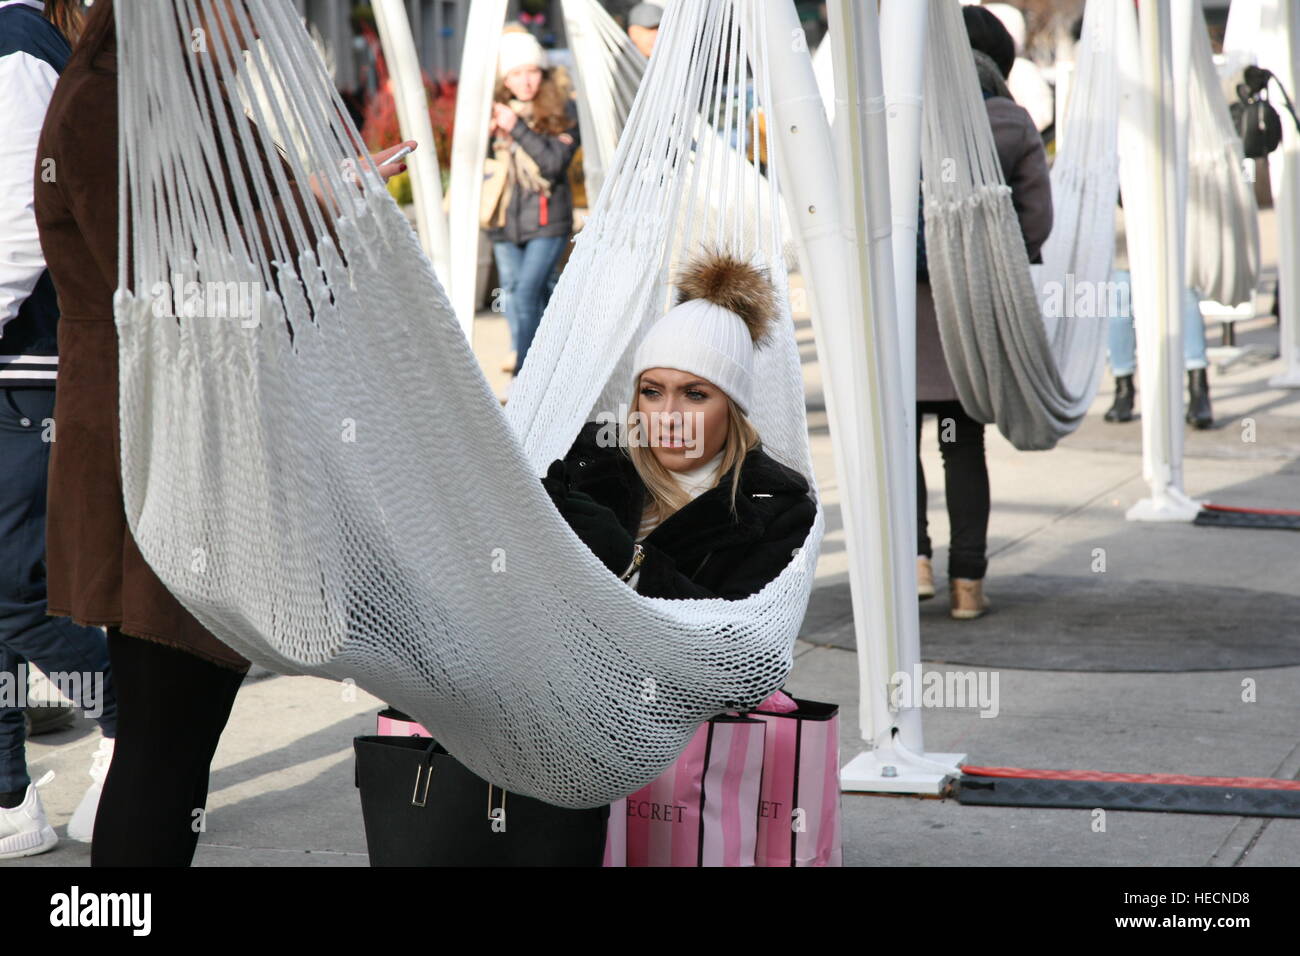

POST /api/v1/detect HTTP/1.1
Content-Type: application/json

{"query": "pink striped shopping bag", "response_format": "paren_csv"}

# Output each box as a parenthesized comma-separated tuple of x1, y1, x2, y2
(607, 715, 767, 867)
(750, 699, 843, 867)
(376, 708, 431, 737)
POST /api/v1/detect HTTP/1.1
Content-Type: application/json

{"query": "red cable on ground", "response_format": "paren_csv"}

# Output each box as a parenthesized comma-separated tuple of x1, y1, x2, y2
(1201, 503, 1300, 517)
(961, 765, 1300, 791)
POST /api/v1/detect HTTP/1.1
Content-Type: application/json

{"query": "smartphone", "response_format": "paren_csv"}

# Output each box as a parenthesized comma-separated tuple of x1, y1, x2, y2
(380, 144, 414, 168)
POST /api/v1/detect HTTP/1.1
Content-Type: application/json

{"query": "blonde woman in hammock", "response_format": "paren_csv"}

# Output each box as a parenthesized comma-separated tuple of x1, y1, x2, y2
(544, 250, 815, 611)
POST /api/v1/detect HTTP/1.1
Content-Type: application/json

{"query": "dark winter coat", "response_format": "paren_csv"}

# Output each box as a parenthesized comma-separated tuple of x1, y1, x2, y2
(916, 94, 1054, 403)
(485, 97, 580, 245)
(556, 422, 817, 601)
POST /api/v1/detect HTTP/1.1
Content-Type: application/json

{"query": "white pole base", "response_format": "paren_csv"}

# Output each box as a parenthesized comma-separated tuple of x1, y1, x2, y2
(1125, 488, 1202, 522)
(1267, 370, 1300, 389)
(840, 748, 967, 796)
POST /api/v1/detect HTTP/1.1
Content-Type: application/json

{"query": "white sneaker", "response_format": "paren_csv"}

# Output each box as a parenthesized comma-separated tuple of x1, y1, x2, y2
(0, 771, 58, 859)
(67, 737, 114, 843)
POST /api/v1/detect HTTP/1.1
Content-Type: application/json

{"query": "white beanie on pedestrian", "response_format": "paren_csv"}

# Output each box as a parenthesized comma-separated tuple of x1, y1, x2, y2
(497, 31, 548, 78)
(631, 250, 778, 416)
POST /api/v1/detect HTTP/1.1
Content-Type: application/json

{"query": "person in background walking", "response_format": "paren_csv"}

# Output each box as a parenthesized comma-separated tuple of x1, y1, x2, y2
(1102, 269, 1214, 429)
(486, 28, 580, 383)
(0, 0, 118, 860)
(915, 6, 1053, 620)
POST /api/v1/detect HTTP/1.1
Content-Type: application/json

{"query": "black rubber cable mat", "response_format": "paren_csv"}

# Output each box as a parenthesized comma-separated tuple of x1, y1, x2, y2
(956, 775, 1300, 818)
(1195, 504, 1300, 531)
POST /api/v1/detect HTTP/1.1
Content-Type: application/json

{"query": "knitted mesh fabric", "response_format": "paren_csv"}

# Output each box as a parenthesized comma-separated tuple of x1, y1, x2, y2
(114, 0, 822, 808)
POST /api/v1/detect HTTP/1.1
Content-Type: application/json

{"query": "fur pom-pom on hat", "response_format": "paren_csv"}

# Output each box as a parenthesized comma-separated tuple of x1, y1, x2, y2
(631, 249, 780, 415)
(673, 249, 777, 345)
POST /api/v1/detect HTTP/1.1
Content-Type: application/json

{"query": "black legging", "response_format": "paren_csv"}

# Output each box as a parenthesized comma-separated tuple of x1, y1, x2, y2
(916, 400, 990, 581)
(91, 629, 244, 866)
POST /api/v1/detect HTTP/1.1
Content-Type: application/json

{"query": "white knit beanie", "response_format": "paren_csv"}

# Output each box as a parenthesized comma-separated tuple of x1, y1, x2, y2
(632, 252, 777, 416)
(497, 31, 548, 78)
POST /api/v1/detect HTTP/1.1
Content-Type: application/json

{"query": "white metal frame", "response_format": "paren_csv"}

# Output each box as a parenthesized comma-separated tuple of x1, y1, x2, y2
(1119, 0, 1201, 522)
(373, 0, 452, 286)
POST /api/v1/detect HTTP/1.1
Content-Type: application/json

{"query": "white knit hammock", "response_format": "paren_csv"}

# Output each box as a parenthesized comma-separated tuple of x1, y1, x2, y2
(921, 0, 1122, 451)
(113, 0, 822, 808)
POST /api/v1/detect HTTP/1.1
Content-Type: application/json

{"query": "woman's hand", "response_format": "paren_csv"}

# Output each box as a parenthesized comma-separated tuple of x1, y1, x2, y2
(559, 490, 635, 575)
(308, 140, 418, 206)
(491, 102, 519, 134)
(540, 460, 570, 510)
(371, 140, 419, 182)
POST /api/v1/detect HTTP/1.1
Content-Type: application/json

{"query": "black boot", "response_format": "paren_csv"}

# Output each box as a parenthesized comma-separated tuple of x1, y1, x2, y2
(1186, 368, 1212, 429)
(1104, 374, 1135, 422)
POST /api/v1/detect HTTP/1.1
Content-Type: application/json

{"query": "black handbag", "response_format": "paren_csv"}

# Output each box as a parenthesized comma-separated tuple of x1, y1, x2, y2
(353, 735, 609, 867)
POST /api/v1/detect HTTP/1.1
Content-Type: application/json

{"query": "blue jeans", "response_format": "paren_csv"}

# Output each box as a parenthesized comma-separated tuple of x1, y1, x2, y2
(0, 388, 117, 795)
(1106, 270, 1208, 376)
(493, 235, 567, 374)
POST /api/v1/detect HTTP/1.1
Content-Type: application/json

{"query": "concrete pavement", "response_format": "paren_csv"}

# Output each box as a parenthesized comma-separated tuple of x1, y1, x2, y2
(8, 224, 1298, 869)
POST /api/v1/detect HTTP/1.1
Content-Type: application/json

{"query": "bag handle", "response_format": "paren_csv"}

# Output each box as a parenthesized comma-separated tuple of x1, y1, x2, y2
(487, 782, 508, 820)
(410, 738, 439, 808)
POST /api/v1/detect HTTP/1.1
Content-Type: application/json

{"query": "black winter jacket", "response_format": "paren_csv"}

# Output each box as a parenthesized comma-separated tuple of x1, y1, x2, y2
(485, 99, 580, 245)
(557, 422, 817, 600)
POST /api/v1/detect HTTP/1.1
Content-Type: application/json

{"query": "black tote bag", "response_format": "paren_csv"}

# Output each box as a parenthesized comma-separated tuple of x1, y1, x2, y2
(353, 735, 609, 867)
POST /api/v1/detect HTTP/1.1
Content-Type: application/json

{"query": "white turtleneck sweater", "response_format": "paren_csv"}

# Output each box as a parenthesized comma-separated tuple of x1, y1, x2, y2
(629, 451, 726, 588)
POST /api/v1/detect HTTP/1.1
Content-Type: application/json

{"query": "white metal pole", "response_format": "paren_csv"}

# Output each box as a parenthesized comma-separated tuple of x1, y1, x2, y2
(878, 0, 926, 421)
(857, 0, 925, 765)
(373, 0, 451, 287)
(447, 0, 509, 343)
(560, 0, 608, 206)
(1270, 0, 1300, 388)
(763, 3, 879, 784)
(1121, 0, 1200, 522)
(778, 0, 959, 794)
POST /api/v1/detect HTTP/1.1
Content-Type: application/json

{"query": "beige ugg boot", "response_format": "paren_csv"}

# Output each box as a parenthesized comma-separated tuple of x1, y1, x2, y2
(917, 557, 936, 600)
(949, 578, 990, 620)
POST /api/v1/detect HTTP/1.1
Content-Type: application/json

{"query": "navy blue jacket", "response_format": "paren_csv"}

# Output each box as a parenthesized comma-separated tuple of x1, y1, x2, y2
(0, 0, 70, 387)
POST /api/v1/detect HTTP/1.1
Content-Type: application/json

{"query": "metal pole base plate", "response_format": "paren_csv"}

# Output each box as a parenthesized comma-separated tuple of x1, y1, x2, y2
(840, 749, 967, 796)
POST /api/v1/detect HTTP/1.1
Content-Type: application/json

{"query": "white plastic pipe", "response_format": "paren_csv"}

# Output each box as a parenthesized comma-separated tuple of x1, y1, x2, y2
(448, 0, 509, 343)
(373, 0, 451, 287)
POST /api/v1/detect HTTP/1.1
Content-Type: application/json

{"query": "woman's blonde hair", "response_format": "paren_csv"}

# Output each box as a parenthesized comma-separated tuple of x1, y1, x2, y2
(625, 385, 761, 528)
(43, 0, 85, 44)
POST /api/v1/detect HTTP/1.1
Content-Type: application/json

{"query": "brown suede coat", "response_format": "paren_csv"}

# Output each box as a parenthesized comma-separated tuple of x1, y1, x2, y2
(34, 0, 310, 672)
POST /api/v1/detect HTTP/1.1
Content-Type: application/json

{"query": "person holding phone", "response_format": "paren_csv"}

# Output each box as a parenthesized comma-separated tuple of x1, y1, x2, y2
(485, 28, 580, 382)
